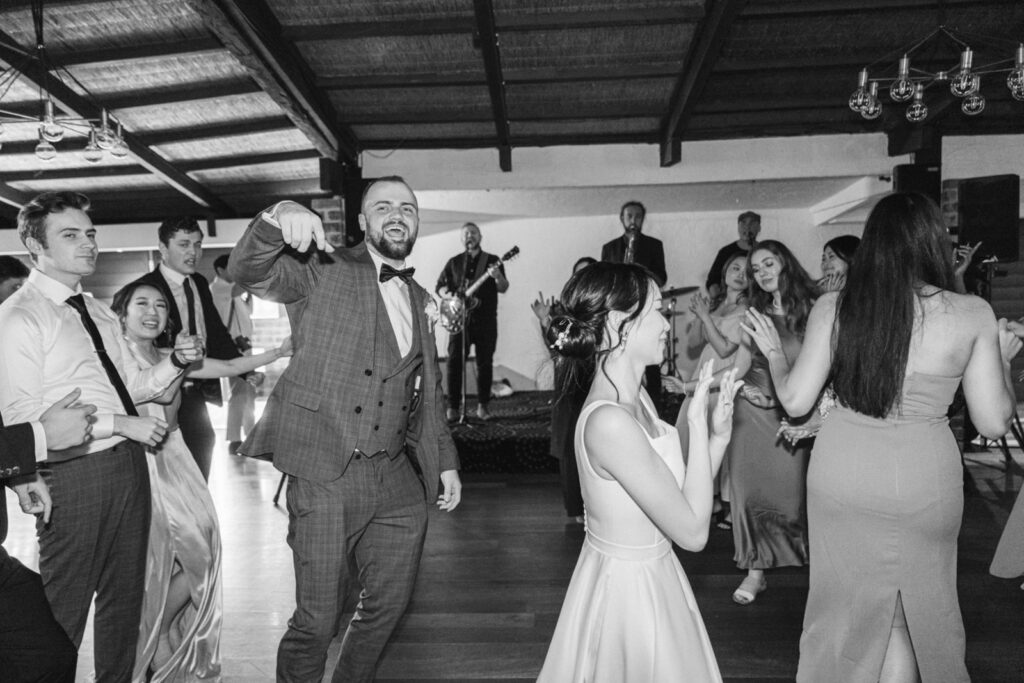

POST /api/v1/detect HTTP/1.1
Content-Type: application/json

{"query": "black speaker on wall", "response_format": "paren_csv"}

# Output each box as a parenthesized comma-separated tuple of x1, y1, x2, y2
(958, 174, 1020, 263)
(893, 164, 941, 204)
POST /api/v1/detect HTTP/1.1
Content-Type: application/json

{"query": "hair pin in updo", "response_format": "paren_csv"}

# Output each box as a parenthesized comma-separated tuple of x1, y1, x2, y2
(550, 321, 573, 351)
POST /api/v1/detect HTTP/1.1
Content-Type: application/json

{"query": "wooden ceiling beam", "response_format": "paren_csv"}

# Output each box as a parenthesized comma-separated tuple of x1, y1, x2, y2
(185, 0, 359, 165)
(0, 181, 31, 211)
(49, 37, 224, 67)
(347, 110, 658, 125)
(361, 131, 659, 150)
(0, 28, 231, 213)
(319, 64, 680, 90)
(0, 149, 320, 183)
(660, 0, 748, 167)
(743, 0, 1002, 19)
(473, 0, 512, 171)
(283, 6, 704, 41)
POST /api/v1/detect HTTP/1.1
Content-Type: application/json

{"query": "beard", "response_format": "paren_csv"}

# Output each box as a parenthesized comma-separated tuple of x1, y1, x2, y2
(369, 223, 416, 260)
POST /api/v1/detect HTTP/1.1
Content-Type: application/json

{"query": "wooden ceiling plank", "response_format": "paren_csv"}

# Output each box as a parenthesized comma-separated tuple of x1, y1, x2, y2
(146, 116, 295, 146)
(49, 37, 224, 67)
(185, 0, 358, 165)
(319, 64, 680, 90)
(473, 0, 512, 172)
(743, 0, 996, 20)
(360, 131, 658, 150)
(0, 29, 232, 213)
(0, 149, 320, 183)
(283, 6, 703, 41)
(660, 0, 748, 167)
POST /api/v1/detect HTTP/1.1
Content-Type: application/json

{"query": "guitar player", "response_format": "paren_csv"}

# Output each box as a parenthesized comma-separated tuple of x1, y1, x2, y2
(435, 222, 509, 421)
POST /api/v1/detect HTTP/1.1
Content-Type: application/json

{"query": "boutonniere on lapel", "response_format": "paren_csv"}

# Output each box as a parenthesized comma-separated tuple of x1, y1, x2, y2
(423, 294, 440, 330)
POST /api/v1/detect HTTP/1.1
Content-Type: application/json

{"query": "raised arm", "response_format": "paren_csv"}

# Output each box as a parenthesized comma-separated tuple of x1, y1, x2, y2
(227, 201, 327, 304)
(741, 293, 836, 416)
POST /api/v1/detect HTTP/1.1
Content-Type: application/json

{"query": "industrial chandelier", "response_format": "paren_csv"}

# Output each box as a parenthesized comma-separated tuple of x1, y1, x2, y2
(848, 26, 1024, 123)
(0, 0, 128, 162)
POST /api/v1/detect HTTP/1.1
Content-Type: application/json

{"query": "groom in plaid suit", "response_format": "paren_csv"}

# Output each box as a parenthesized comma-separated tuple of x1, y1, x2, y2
(228, 176, 461, 682)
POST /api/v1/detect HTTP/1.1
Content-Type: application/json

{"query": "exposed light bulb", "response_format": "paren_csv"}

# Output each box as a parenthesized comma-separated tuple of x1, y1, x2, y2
(861, 82, 882, 119)
(905, 84, 928, 123)
(110, 137, 129, 158)
(40, 100, 64, 143)
(35, 133, 57, 162)
(890, 55, 915, 102)
(961, 93, 985, 115)
(848, 69, 871, 112)
(1008, 44, 1024, 94)
(950, 48, 979, 97)
(1011, 83, 1024, 102)
(95, 109, 115, 150)
(83, 130, 104, 163)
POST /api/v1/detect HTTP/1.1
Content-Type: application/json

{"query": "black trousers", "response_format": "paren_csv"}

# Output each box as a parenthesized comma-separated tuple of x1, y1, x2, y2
(447, 323, 497, 409)
(179, 384, 216, 480)
(0, 550, 77, 682)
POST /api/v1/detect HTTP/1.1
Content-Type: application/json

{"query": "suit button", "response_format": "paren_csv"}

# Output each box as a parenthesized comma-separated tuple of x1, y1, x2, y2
(401, 405, 407, 411)
(364, 369, 372, 376)
(378, 401, 384, 407)
(354, 453, 361, 460)
(354, 406, 362, 414)
(373, 425, 379, 431)
(397, 429, 403, 434)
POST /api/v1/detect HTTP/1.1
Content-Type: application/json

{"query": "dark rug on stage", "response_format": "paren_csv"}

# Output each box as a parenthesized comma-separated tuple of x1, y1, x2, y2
(450, 390, 684, 473)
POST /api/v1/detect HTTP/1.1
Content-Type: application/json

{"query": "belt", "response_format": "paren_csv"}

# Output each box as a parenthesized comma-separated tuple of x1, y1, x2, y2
(352, 447, 403, 461)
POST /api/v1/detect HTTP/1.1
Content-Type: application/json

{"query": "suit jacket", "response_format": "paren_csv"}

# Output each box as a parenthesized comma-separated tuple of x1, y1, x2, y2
(601, 233, 668, 287)
(136, 268, 241, 404)
(228, 214, 458, 495)
(1, 421, 38, 578)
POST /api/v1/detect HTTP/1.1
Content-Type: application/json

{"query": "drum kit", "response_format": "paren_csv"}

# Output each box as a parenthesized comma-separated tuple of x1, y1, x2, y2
(660, 284, 699, 377)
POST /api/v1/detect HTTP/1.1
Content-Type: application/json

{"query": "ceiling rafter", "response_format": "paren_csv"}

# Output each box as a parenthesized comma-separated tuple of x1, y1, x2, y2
(318, 64, 681, 90)
(282, 7, 704, 41)
(0, 181, 31, 211)
(0, 149, 320, 183)
(742, 0, 1003, 19)
(48, 37, 224, 66)
(660, 0, 748, 167)
(0, 116, 296, 155)
(185, 0, 358, 165)
(473, 0, 512, 171)
(0, 28, 232, 213)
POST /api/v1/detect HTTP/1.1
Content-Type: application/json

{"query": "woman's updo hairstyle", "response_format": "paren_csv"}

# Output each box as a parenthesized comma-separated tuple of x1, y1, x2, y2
(546, 261, 655, 397)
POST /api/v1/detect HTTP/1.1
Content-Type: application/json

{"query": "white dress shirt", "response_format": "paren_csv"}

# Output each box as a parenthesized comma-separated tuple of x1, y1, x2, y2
(160, 263, 207, 340)
(0, 269, 182, 459)
(367, 252, 414, 357)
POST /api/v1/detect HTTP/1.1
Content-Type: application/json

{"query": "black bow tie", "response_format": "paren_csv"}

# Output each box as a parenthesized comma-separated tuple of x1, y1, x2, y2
(379, 263, 415, 284)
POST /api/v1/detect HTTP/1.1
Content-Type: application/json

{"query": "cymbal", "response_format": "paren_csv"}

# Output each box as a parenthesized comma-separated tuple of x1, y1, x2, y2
(662, 285, 699, 298)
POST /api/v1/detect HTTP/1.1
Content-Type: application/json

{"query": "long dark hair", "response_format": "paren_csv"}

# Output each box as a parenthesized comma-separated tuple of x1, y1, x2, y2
(111, 279, 179, 347)
(746, 240, 815, 335)
(711, 250, 748, 310)
(832, 192, 956, 417)
(823, 234, 861, 266)
(546, 262, 654, 400)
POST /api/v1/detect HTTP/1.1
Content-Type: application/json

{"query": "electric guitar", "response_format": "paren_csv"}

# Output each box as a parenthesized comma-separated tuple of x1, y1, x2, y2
(439, 246, 520, 333)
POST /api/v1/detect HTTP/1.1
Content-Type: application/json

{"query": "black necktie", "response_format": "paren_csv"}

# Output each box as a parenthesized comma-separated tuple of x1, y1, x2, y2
(379, 264, 415, 284)
(182, 277, 198, 335)
(65, 294, 139, 417)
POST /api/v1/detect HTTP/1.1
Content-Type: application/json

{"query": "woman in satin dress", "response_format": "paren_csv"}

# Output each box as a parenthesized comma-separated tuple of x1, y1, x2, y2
(743, 192, 1020, 683)
(113, 280, 291, 682)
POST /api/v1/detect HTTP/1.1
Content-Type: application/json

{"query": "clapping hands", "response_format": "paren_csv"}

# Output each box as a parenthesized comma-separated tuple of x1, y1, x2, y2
(689, 291, 712, 320)
(685, 361, 742, 442)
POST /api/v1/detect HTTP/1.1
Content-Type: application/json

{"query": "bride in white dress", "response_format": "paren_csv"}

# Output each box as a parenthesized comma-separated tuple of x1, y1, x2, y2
(538, 262, 741, 682)
(113, 280, 291, 682)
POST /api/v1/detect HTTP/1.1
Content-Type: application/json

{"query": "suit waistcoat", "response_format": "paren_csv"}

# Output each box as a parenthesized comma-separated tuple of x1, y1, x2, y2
(352, 296, 424, 457)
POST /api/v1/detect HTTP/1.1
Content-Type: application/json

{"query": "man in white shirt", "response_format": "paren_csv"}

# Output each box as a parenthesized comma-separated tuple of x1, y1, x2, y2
(136, 217, 240, 479)
(210, 253, 256, 454)
(0, 192, 203, 681)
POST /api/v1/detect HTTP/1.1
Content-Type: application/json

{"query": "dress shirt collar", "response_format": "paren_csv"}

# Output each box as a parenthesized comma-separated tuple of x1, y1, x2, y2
(367, 251, 408, 280)
(159, 262, 189, 286)
(27, 268, 82, 304)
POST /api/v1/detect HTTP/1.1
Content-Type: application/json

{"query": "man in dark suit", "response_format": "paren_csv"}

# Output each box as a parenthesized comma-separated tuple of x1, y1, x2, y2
(137, 217, 240, 479)
(229, 176, 461, 683)
(600, 200, 667, 287)
(0, 389, 94, 682)
(601, 200, 668, 401)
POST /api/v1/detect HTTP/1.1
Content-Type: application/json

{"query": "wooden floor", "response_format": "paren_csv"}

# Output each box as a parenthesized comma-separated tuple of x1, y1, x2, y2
(5, 444, 1024, 682)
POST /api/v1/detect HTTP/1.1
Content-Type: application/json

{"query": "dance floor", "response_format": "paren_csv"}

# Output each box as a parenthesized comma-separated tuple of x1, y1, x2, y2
(5, 425, 1024, 682)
